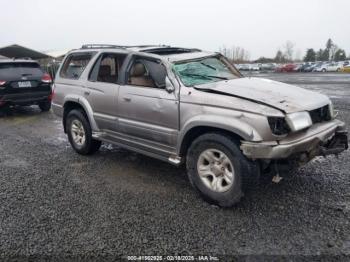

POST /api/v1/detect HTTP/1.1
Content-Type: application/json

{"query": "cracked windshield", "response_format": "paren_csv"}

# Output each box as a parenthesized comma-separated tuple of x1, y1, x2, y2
(173, 56, 240, 86)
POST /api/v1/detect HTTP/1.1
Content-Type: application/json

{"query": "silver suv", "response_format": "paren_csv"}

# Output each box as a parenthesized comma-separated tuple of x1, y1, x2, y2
(52, 44, 348, 207)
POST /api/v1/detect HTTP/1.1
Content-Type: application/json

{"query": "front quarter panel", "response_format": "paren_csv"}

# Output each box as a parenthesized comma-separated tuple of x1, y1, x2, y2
(177, 87, 282, 152)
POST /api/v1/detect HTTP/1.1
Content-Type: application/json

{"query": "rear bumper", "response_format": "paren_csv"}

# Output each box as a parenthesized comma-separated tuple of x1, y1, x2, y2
(241, 119, 348, 159)
(0, 91, 51, 105)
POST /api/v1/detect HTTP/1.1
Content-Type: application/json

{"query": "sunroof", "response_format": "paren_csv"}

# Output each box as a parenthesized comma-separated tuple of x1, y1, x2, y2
(142, 47, 201, 55)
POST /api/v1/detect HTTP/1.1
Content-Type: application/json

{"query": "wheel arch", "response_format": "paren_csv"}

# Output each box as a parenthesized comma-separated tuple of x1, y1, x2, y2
(177, 118, 262, 158)
(63, 97, 98, 133)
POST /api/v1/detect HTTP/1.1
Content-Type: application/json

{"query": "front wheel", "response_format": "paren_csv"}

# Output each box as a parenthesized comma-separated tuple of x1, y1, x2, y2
(66, 109, 101, 155)
(186, 133, 259, 207)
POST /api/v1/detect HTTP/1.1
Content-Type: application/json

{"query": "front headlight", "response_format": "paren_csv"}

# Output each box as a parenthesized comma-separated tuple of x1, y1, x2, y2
(285, 111, 312, 132)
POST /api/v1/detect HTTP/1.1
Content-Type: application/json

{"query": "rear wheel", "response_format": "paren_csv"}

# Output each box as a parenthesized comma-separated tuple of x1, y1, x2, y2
(66, 109, 101, 155)
(38, 100, 51, 112)
(186, 133, 259, 207)
(322, 68, 326, 72)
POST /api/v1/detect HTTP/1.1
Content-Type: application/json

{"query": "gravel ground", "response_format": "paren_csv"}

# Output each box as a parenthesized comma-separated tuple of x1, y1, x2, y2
(0, 73, 349, 261)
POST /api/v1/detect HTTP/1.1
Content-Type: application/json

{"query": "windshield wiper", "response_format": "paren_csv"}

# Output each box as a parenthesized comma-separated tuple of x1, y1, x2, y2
(200, 62, 217, 71)
(181, 73, 228, 80)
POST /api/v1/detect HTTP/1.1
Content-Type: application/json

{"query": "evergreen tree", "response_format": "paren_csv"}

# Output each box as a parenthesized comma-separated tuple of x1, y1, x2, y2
(303, 48, 316, 62)
(326, 38, 333, 51)
(334, 49, 346, 61)
(322, 49, 330, 61)
(275, 50, 286, 63)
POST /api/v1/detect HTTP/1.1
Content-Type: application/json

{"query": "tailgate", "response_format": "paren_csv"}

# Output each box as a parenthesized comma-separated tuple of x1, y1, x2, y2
(0, 62, 51, 96)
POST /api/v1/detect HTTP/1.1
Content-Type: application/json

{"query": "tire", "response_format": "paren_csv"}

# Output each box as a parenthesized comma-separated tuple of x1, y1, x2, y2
(66, 109, 101, 155)
(38, 100, 51, 112)
(322, 68, 326, 72)
(186, 133, 259, 207)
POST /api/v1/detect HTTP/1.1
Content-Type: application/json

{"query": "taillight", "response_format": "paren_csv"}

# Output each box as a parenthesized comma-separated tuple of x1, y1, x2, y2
(0, 80, 6, 86)
(41, 73, 52, 83)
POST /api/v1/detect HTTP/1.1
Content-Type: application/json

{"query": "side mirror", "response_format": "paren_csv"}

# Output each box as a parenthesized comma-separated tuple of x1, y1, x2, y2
(165, 77, 175, 93)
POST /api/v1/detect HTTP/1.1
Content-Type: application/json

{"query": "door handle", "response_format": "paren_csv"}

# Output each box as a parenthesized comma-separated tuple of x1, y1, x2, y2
(123, 97, 131, 102)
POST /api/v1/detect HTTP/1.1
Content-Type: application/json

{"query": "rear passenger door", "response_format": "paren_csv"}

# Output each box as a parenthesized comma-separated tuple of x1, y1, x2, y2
(85, 52, 127, 131)
(116, 56, 179, 151)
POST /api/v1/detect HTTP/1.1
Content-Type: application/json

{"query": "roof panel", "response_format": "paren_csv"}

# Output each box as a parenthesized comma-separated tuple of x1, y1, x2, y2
(0, 44, 51, 59)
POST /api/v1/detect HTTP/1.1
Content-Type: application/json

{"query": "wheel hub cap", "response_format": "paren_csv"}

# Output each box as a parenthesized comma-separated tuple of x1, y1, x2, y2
(197, 149, 234, 193)
(71, 119, 86, 146)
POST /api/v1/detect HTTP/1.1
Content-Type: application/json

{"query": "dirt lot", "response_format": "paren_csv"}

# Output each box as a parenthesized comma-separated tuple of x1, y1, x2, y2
(0, 73, 349, 260)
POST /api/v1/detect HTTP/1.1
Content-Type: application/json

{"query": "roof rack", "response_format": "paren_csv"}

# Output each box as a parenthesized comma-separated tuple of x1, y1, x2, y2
(127, 45, 170, 48)
(81, 44, 127, 49)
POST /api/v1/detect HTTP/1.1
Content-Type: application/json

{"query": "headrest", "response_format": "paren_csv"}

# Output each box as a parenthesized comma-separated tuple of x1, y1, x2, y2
(98, 65, 111, 77)
(130, 63, 146, 77)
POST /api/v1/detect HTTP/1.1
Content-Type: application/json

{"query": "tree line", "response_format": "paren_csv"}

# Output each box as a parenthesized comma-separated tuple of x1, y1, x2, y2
(220, 38, 347, 63)
(303, 39, 346, 62)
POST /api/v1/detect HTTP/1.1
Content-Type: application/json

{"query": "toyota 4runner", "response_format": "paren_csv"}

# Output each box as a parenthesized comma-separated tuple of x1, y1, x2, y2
(52, 44, 348, 207)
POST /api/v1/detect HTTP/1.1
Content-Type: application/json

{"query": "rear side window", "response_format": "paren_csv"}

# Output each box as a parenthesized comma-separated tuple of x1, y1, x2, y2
(89, 53, 127, 83)
(60, 53, 95, 79)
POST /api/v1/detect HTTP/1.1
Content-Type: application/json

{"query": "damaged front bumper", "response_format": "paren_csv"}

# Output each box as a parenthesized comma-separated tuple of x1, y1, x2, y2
(241, 119, 348, 159)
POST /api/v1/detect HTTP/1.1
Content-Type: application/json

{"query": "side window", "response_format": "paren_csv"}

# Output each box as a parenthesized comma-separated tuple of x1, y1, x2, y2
(89, 53, 127, 84)
(127, 58, 167, 88)
(60, 53, 94, 79)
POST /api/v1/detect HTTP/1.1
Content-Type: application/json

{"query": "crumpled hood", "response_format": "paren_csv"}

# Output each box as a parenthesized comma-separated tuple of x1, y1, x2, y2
(196, 77, 330, 113)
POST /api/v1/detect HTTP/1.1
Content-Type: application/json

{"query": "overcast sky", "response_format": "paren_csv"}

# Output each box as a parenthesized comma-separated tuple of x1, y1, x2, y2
(1, 0, 349, 59)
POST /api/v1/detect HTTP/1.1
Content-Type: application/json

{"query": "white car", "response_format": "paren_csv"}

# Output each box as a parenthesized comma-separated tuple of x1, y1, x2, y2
(313, 63, 329, 72)
(326, 62, 343, 72)
(249, 63, 260, 71)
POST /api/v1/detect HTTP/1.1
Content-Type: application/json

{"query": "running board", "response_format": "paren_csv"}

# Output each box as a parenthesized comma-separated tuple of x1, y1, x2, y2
(168, 155, 182, 165)
(92, 131, 106, 139)
(93, 131, 183, 166)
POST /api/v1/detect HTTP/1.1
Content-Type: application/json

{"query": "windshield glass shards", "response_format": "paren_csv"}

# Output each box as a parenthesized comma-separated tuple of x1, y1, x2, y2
(173, 56, 241, 86)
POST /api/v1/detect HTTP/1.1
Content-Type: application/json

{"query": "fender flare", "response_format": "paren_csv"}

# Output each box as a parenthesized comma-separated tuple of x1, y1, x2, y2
(177, 115, 263, 155)
(63, 95, 99, 132)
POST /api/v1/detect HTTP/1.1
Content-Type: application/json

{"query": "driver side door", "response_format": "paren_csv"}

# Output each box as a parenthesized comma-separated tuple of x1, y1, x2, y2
(116, 56, 179, 154)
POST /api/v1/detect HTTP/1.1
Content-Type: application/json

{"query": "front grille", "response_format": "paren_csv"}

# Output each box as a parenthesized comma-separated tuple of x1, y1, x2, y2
(309, 105, 331, 124)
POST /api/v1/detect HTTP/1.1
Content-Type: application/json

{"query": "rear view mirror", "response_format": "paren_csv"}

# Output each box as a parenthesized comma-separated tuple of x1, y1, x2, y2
(165, 77, 175, 93)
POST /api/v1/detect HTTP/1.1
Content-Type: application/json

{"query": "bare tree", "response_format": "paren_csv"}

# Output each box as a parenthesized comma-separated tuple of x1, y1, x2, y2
(283, 41, 295, 62)
(219, 45, 250, 63)
(329, 44, 339, 61)
(294, 49, 302, 62)
(219, 45, 230, 59)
